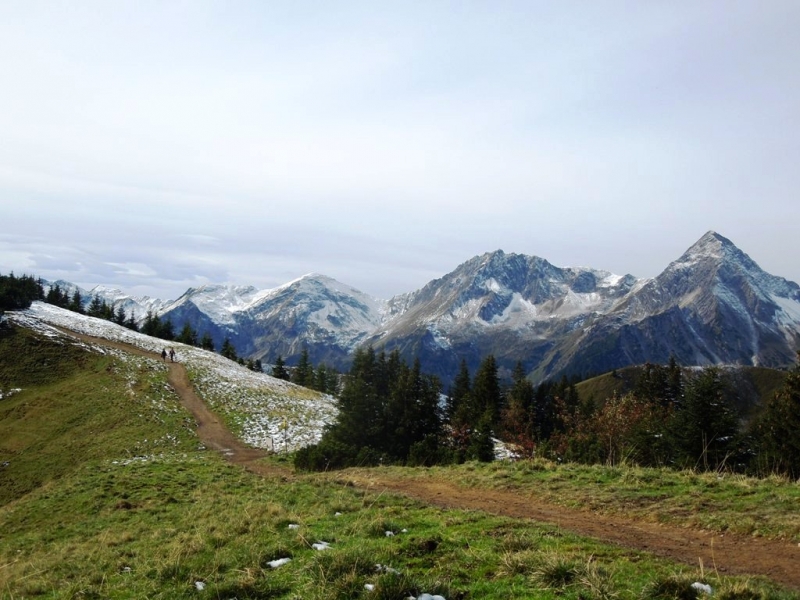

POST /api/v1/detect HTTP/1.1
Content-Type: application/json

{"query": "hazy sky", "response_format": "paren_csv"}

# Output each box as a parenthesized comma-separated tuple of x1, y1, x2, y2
(2, 2, 799, 300)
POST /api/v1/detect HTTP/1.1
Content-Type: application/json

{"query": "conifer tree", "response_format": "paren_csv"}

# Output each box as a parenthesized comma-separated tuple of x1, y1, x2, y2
(753, 353, 800, 477)
(220, 338, 238, 361)
(87, 295, 104, 317)
(472, 354, 502, 426)
(177, 323, 198, 346)
(113, 304, 127, 326)
(501, 362, 536, 456)
(272, 355, 289, 380)
(141, 310, 160, 336)
(447, 359, 472, 424)
(292, 347, 314, 387)
(328, 346, 382, 450)
(158, 317, 175, 340)
(69, 290, 84, 313)
(200, 332, 214, 351)
(0, 273, 44, 311)
(125, 311, 139, 331)
(671, 367, 737, 470)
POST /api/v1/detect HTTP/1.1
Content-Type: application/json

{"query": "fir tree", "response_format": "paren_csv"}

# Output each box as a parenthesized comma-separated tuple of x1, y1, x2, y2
(220, 338, 238, 361)
(87, 295, 104, 317)
(200, 332, 214, 351)
(69, 290, 84, 313)
(292, 347, 314, 387)
(272, 355, 289, 380)
(472, 354, 502, 426)
(447, 359, 472, 424)
(671, 367, 738, 470)
(113, 304, 127, 326)
(177, 323, 198, 346)
(753, 353, 800, 477)
(501, 362, 536, 457)
(125, 311, 139, 331)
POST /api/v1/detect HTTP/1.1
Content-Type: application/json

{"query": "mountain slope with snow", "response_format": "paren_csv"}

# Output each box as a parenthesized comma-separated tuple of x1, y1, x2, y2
(6, 302, 336, 451)
(33, 231, 800, 385)
(537, 232, 800, 380)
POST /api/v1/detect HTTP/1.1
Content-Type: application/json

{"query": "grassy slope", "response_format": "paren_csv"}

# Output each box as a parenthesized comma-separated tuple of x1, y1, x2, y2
(575, 365, 788, 416)
(1, 323, 798, 599)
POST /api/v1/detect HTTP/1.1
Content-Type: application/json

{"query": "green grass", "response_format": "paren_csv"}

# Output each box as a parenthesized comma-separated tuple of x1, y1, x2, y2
(345, 459, 800, 541)
(1, 324, 799, 598)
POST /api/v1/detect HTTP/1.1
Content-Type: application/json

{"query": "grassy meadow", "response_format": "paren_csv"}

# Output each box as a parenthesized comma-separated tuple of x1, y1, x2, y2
(1, 324, 799, 599)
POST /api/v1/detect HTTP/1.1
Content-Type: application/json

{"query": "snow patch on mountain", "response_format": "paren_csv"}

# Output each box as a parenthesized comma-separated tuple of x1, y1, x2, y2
(165, 284, 260, 326)
(772, 294, 800, 330)
(8, 302, 336, 451)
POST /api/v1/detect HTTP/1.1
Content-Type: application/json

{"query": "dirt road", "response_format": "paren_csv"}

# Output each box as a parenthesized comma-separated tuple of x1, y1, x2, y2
(63, 328, 800, 590)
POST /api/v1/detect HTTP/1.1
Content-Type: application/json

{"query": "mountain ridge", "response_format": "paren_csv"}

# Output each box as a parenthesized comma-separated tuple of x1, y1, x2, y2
(43, 231, 800, 384)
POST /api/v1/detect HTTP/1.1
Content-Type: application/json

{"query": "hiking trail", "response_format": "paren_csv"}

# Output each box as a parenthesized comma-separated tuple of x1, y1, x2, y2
(63, 328, 800, 590)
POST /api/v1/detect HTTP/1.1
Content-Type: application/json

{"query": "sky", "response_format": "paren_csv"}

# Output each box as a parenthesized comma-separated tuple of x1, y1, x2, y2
(1, 1, 799, 301)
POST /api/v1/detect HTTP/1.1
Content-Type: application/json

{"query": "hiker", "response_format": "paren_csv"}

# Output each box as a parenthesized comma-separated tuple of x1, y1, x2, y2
(169, 348, 175, 362)
(161, 348, 167, 362)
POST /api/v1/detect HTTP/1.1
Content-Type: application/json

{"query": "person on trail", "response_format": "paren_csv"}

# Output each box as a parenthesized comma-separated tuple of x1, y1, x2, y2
(161, 348, 167, 362)
(169, 348, 175, 362)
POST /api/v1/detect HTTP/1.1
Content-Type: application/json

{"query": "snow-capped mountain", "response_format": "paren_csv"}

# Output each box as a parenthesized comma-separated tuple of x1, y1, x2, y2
(41, 231, 800, 384)
(362, 250, 640, 382)
(42, 280, 170, 319)
(539, 231, 800, 381)
(158, 274, 387, 366)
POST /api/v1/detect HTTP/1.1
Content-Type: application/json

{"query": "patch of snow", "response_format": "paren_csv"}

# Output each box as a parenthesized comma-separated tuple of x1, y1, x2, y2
(0, 388, 22, 400)
(268, 558, 292, 568)
(691, 582, 713, 595)
(312, 541, 332, 551)
(375, 564, 400, 574)
(772, 294, 800, 328)
(7, 303, 336, 453)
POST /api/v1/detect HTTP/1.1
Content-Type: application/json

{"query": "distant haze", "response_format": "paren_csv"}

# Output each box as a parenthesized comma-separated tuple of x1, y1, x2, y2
(1, 2, 799, 300)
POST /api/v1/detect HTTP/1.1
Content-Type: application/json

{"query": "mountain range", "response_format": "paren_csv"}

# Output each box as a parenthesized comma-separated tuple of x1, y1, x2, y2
(54, 231, 800, 385)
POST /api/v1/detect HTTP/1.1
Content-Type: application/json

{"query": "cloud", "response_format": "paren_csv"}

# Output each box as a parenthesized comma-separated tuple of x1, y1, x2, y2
(1, 2, 799, 299)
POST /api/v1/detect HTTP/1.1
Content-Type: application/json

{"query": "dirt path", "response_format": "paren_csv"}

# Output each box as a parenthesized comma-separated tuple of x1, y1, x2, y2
(340, 471, 800, 589)
(61, 328, 800, 590)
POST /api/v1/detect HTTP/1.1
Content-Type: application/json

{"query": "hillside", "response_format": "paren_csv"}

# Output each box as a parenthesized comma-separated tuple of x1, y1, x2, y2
(3, 307, 800, 596)
(575, 364, 789, 419)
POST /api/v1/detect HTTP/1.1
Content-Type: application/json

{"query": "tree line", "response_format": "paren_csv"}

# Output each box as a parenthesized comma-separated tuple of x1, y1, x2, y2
(296, 348, 800, 480)
(0, 272, 255, 370)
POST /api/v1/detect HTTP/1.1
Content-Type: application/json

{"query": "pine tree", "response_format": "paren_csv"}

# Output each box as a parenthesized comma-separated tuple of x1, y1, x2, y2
(292, 347, 314, 387)
(177, 323, 198, 346)
(220, 338, 238, 361)
(472, 354, 502, 426)
(671, 367, 738, 470)
(158, 317, 175, 341)
(141, 310, 160, 336)
(272, 355, 289, 380)
(753, 353, 800, 477)
(329, 346, 382, 450)
(200, 332, 214, 351)
(113, 304, 127, 326)
(501, 362, 536, 457)
(69, 290, 84, 313)
(87, 295, 104, 317)
(447, 359, 472, 424)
